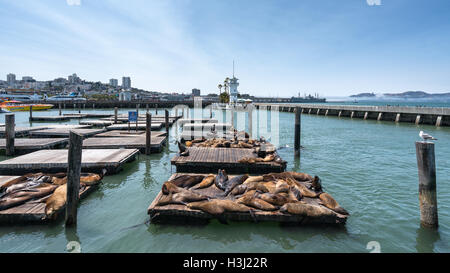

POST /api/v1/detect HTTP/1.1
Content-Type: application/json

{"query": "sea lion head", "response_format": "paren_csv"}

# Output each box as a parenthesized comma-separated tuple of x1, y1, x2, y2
(162, 182, 180, 195)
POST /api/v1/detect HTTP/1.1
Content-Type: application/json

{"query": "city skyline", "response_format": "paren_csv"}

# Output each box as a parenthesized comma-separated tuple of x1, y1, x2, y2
(1, 0, 450, 97)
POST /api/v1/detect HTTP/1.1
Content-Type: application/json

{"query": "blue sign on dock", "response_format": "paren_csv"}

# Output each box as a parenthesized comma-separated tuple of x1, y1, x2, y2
(128, 111, 138, 122)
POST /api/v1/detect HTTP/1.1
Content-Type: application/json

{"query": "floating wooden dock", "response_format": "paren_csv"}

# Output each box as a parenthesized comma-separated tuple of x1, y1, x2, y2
(182, 123, 232, 132)
(29, 115, 70, 121)
(148, 173, 347, 225)
(0, 148, 139, 175)
(106, 123, 163, 131)
(0, 138, 68, 154)
(79, 120, 115, 126)
(171, 147, 286, 174)
(83, 136, 166, 153)
(94, 130, 166, 138)
(29, 128, 106, 138)
(0, 184, 96, 224)
(177, 118, 218, 126)
(0, 126, 47, 137)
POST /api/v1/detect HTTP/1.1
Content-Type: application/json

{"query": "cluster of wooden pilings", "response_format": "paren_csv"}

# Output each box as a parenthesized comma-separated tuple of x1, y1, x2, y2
(254, 103, 450, 127)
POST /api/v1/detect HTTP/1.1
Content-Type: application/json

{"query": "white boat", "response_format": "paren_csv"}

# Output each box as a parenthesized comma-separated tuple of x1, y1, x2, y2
(47, 92, 86, 101)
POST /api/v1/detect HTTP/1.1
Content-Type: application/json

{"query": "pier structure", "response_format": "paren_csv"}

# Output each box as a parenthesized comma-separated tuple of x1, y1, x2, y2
(254, 103, 450, 126)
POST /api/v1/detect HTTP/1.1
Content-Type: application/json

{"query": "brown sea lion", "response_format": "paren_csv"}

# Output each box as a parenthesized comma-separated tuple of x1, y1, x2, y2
(310, 176, 323, 192)
(214, 169, 228, 191)
(45, 184, 68, 216)
(237, 193, 278, 211)
(274, 180, 290, 194)
(262, 172, 294, 182)
(51, 176, 67, 185)
(286, 178, 320, 198)
(79, 172, 104, 186)
(0, 183, 57, 211)
(170, 175, 205, 188)
(318, 192, 349, 215)
(254, 192, 291, 206)
(191, 174, 215, 189)
(262, 154, 275, 162)
(187, 200, 225, 215)
(285, 172, 313, 182)
(224, 175, 249, 196)
(243, 176, 264, 184)
(157, 191, 208, 206)
(280, 202, 337, 218)
(230, 184, 249, 196)
(161, 182, 183, 194)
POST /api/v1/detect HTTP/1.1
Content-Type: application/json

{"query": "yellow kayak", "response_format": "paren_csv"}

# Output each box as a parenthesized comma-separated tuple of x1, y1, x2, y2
(0, 100, 54, 112)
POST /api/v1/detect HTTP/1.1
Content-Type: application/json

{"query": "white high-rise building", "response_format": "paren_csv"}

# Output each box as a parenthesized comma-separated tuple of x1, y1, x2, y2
(122, 76, 131, 90)
(109, 78, 118, 87)
(7, 73, 16, 86)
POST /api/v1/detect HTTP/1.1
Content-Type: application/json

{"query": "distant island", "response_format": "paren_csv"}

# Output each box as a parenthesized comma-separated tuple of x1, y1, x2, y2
(350, 91, 450, 99)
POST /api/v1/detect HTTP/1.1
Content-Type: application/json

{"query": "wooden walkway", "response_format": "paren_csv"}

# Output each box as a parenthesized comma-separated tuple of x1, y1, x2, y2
(94, 130, 166, 138)
(29, 128, 106, 138)
(182, 123, 232, 132)
(106, 123, 163, 131)
(171, 147, 286, 174)
(0, 138, 68, 154)
(148, 173, 347, 225)
(0, 184, 95, 224)
(0, 148, 139, 175)
(29, 116, 70, 121)
(0, 126, 46, 137)
(83, 136, 166, 153)
(79, 120, 115, 126)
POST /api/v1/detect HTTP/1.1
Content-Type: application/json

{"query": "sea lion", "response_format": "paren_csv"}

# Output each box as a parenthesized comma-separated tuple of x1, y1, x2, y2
(262, 181, 276, 193)
(285, 172, 313, 182)
(230, 184, 248, 196)
(214, 169, 228, 191)
(79, 172, 104, 186)
(170, 175, 205, 188)
(0, 183, 57, 211)
(318, 192, 349, 215)
(289, 186, 303, 201)
(310, 176, 323, 192)
(177, 140, 187, 153)
(51, 176, 67, 185)
(224, 174, 249, 196)
(161, 182, 184, 194)
(254, 192, 291, 206)
(274, 180, 290, 194)
(286, 178, 320, 198)
(187, 199, 253, 214)
(262, 172, 294, 182)
(262, 154, 275, 162)
(45, 184, 68, 216)
(243, 176, 264, 184)
(191, 174, 215, 189)
(237, 193, 278, 211)
(280, 202, 337, 218)
(157, 190, 208, 206)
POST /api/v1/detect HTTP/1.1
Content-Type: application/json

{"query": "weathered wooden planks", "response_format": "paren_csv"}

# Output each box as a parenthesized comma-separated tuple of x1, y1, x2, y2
(29, 116, 70, 121)
(82, 136, 166, 153)
(0, 138, 68, 154)
(0, 126, 47, 138)
(0, 176, 22, 188)
(106, 123, 163, 131)
(171, 147, 286, 174)
(79, 120, 115, 126)
(148, 173, 347, 225)
(177, 118, 218, 126)
(94, 130, 166, 138)
(29, 128, 106, 138)
(0, 148, 139, 175)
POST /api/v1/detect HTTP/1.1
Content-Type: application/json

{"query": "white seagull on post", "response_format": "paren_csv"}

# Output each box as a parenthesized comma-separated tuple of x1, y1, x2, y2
(419, 131, 437, 142)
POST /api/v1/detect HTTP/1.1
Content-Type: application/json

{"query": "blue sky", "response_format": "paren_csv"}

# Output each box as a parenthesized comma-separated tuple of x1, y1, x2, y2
(1, 0, 449, 97)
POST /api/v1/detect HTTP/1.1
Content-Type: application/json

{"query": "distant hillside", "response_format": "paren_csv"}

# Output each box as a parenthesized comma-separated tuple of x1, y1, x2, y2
(383, 91, 450, 98)
(350, 92, 376, 98)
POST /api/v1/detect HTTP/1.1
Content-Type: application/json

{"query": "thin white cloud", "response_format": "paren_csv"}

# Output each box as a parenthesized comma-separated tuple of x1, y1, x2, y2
(366, 0, 381, 6)
(66, 0, 81, 6)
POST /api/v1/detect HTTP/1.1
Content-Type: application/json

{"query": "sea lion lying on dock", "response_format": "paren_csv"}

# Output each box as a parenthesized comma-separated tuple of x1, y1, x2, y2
(280, 202, 337, 218)
(191, 174, 215, 190)
(187, 199, 254, 215)
(243, 176, 264, 184)
(253, 192, 293, 206)
(0, 183, 57, 211)
(237, 191, 278, 211)
(318, 192, 349, 215)
(45, 184, 67, 217)
(214, 169, 229, 191)
(157, 191, 209, 206)
(223, 174, 249, 196)
(286, 178, 320, 198)
(169, 175, 205, 188)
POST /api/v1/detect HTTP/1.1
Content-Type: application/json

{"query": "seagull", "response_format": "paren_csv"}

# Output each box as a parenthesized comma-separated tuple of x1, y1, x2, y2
(419, 131, 437, 142)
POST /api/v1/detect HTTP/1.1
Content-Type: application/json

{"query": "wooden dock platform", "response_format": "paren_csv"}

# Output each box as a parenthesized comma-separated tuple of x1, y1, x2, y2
(0, 184, 96, 224)
(29, 116, 70, 121)
(0, 148, 139, 175)
(29, 128, 106, 138)
(0, 138, 68, 154)
(182, 123, 232, 132)
(171, 147, 286, 174)
(177, 118, 218, 126)
(79, 120, 115, 126)
(148, 173, 347, 225)
(94, 130, 166, 138)
(106, 123, 163, 131)
(0, 126, 47, 137)
(83, 136, 166, 153)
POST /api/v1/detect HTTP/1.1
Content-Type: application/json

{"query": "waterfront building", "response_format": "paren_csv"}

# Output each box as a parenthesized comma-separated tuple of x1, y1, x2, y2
(22, 76, 34, 82)
(7, 73, 16, 86)
(192, 88, 201, 96)
(229, 76, 239, 103)
(122, 77, 131, 90)
(119, 90, 132, 101)
(109, 78, 118, 87)
(68, 73, 81, 84)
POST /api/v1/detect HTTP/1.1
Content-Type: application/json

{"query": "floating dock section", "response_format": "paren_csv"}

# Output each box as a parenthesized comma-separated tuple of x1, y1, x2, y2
(0, 148, 139, 175)
(83, 136, 166, 153)
(0, 138, 68, 154)
(29, 128, 106, 138)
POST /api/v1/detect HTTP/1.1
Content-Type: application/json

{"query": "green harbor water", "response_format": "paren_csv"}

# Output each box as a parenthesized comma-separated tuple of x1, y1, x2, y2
(0, 105, 449, 253)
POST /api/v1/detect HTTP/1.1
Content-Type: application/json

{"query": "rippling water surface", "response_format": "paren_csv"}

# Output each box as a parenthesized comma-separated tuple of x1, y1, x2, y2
(0, 106, 449, 253)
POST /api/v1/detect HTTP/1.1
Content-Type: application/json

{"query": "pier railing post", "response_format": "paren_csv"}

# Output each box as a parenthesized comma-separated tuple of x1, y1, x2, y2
(415, 141, 438, 228)
(146, 113, 152, 155)
(114, 107, 118, 124)
(29, 105, 33, 121)
(5, 114, 15, 156)
(294, 107, 301, 157)
(65, 131, 83, 226)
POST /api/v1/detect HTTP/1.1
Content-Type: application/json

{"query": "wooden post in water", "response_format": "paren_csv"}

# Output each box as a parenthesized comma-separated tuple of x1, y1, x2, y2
(146, 113, 152, 155)
(415, 141, 438, 228)
(59, 103, 62, 116)
(78, 103, 81, 114)
(294, 107, 301, 157)
(5, 114, 15, 156)
(165, 109, 169, 136)
(65, 131, 83, 226)
(210, 107, 213, 119)
(29, 105, 33, 121)
(114, 107, 118, 124)
(248, 106, 253, 139)
(146, 104, 149, 114)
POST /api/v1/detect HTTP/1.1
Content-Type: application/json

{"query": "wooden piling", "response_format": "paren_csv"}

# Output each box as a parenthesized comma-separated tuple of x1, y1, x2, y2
(114, 107, 118, 124)
(395, 113, 401, 123)
(415, 115, 421, 125)
(436, 116, 442, 127)
(65, 131, 83, 226)
(165, 109, 169, 136)
(5, 114, 15, 156)
(294, 107, 301, 157)
(364, 112, 368, 120)
(415, 141, 438, 228)
(146, 113, 152, 155)
(248, 106, 253, 139)
(377, 112, 383, 121)
(59, 103, 62, 116)
(29, 105, 33, 121)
